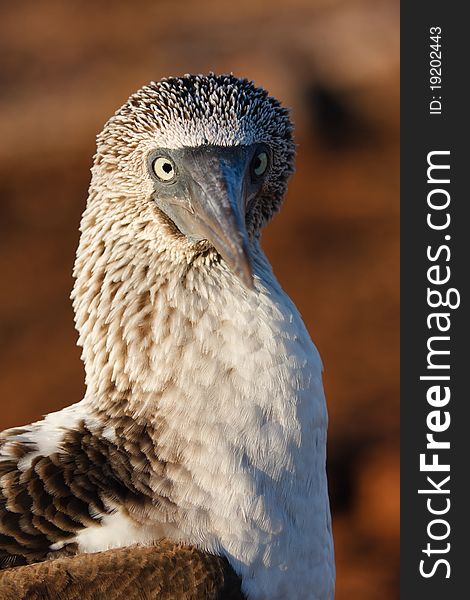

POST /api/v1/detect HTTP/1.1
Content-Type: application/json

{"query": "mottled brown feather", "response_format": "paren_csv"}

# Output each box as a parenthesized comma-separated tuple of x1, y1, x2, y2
(0, 541, 245, 600)
(0, 415, 190, 567)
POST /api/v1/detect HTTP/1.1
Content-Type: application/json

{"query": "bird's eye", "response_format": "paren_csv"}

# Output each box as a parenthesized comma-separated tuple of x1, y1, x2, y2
(153, 157, 176, 182)
(252, 151, 269, 177)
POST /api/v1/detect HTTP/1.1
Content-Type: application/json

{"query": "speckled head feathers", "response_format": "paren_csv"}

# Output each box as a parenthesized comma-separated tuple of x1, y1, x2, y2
(116, 73, 292, 146)
(104, 73, 294, 151)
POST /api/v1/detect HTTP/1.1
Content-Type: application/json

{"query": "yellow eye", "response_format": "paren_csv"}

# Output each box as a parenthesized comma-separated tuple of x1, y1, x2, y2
(252, 151, 269, 177)
(153, 157, 176, 181)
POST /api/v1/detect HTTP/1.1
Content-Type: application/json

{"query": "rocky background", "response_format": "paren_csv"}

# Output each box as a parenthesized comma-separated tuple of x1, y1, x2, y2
(0, 0, 399, 597)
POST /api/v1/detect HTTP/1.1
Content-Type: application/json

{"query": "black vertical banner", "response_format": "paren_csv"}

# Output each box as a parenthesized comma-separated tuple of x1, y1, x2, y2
(401, 4, 468, 599)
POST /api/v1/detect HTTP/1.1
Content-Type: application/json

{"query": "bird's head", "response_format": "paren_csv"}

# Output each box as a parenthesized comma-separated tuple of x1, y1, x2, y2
(88, 73, 295, 288)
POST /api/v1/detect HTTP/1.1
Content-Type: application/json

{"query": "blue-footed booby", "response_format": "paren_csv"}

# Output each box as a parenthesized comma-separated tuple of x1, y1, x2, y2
(0, 74, 335, 599)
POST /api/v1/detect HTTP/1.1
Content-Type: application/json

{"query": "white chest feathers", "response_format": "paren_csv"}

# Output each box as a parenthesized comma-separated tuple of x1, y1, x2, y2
(146, 258, 333, 598)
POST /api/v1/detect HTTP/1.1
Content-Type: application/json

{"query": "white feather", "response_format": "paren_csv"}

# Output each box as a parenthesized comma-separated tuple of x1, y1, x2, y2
(74, 509, 158, 554)
(2, 403, 96, 472)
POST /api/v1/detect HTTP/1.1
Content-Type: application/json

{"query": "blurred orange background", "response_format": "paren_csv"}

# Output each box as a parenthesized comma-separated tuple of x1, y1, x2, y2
(0, 1, 399, 597)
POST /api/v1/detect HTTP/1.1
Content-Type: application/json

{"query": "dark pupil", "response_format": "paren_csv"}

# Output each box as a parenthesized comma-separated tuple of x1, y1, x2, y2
(253, 156, 261, 170)
(162, 162, 173, 174)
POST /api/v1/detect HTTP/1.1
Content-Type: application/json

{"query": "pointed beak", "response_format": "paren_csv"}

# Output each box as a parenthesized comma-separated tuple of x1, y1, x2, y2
(162, 148, 255, 289)
(188, 153, 253, 289)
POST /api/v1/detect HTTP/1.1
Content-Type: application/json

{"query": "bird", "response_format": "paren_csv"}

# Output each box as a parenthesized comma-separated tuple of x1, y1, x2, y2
(0, 73, 335, 599)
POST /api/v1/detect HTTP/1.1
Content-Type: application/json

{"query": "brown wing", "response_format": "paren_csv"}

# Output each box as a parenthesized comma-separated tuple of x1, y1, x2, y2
(0, 541, 245, 600)
(0, 422, 156, 567)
